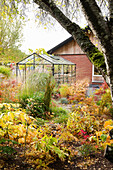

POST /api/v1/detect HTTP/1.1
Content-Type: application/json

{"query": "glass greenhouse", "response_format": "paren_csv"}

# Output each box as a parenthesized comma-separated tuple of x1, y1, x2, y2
(16, 53, 76, 84)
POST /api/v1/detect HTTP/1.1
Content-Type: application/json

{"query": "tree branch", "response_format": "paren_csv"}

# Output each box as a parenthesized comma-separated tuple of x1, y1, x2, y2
(33, 0, 106, 77)
(79, 0, 110, 46)
(108, 0, 113, 27)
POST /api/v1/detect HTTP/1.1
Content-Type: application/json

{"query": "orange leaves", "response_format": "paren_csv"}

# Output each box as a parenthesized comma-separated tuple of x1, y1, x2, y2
(106, 135, 111, 143)
(96, 131, 102, 137)
(59, 130, 79, 143)
(18, 138, 25, 144)
(104, 120, 113, 130)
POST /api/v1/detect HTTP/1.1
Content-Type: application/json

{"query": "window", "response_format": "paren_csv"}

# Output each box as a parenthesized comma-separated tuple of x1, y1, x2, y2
(92, 65, 104, 82)
(94, 66, 102, 75)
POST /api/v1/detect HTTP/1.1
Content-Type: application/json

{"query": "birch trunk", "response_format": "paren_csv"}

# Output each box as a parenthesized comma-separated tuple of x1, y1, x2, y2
(34, 0, 113, 105)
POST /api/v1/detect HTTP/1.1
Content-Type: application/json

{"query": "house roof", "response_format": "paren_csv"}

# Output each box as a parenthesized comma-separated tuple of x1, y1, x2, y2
(47, 36, 74, 54)
(47, 26, 91, 54)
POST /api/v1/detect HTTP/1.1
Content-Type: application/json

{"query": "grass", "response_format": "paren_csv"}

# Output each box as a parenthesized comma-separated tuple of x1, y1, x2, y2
(50, 105, 69, 124)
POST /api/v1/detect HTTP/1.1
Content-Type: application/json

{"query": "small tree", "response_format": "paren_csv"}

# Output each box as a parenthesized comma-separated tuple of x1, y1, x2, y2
(44, 75, 55, 112)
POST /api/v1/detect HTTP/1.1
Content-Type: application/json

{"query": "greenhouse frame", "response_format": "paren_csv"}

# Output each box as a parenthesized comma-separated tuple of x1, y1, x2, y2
(16, 53, 76, 84)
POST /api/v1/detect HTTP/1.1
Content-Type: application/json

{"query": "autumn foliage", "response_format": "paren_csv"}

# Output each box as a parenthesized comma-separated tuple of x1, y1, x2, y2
(0, 77, 113, 169)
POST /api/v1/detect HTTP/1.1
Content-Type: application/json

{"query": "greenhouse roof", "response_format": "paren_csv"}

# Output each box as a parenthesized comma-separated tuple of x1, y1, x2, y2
(17, 53, 75, 65)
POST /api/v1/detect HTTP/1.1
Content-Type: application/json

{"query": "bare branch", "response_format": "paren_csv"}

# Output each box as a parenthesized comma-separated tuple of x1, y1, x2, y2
(80, 0, 109, 38)
(108, 0, 113, 26)
(33, 0, 106, 76)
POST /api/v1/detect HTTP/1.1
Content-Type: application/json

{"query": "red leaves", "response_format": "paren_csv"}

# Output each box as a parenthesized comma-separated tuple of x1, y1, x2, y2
(0, 79, 20, 103)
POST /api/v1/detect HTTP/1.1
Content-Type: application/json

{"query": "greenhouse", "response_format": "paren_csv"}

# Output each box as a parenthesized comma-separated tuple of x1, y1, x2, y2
(16, 53, 76, 84)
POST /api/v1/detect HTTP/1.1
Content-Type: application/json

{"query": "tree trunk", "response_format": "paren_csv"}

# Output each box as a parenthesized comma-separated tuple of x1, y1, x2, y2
(34, 0, 113, 105)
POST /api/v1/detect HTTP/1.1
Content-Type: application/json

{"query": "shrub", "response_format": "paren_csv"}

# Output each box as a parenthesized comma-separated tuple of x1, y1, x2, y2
(59, 84, 72, 98)
(68, 79, 89, 103)
(18, 73, 56, 118)
(0, 66, 11, 78)
(18, 72, 51, 100)
(26, 72, 51, 94)
(94, 83, 112, 115)
(54, 113, 69, 124)
(50, 104, 69, 117)
(67, 107, 101, 134)
(25, 92, 46, 118)
(79, 143, 96, 156)
(0, 79, 20, 103)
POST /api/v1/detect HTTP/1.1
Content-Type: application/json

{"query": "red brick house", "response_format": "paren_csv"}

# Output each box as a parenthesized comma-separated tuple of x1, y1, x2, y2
(47, 29, 104, 87)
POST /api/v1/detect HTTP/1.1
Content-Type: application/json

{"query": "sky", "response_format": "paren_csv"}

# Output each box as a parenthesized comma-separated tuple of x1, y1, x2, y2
(19, 10, 87, 55)
(20, 21, 71, 54)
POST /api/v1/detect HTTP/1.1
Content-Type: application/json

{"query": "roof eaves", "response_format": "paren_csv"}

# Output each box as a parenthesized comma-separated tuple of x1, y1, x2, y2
(47, 36, 73, 54)
(47, 26, 92, 54)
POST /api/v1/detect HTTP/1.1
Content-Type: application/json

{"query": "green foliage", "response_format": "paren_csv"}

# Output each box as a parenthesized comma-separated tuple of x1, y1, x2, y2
(54, 113, 69, 124)
(29, 48, 49, 55)
(51, 105, 68, 117)
(109, 107, 113, 118)
(50, 103, 69, 124)
(0, 1, 26, 64)
(0, 66, 11, 77)
(0, 9, 24, 51)
(94, 82, 112, 115)
(19, 73, 56, 118)
(37, 135, 67, 159)
(25, 93, 46, 119)
(35, 118, 49, 126)
(90, 48, 105, 67)
(18, 72, 49, 101)
(100, 134, 107, 142)
(0, 146, 16, 155)
(21, 72, 52, 97)
(1, 79, 113, 168)
(99, 90, 112, 113)
(79, 143, 96, 157)
(0, 138, 18, 155)
(0, 47, 26, 63)
(59, 84, 71, 98)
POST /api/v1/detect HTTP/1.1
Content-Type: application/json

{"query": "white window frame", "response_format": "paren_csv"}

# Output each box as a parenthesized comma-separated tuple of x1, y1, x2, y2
(92, 65, 104, 82)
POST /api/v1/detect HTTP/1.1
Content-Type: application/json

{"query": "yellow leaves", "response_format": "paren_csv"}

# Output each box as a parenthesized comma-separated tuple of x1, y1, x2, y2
(0, 128, 5, 136)
(59, 130, 79, 142)
(0, 108, 38, 144)
(106, 125, 113, 130)
(95, 119, 113, 148)
(104, 119, 113, 129)
(96, 131, 102, 145)
(18, 138, 25, 144)
(96, 131, 102, 137)
(9, 111, 15, 121)
(110, 139, 113, 144)
(102, 136, 113, 149)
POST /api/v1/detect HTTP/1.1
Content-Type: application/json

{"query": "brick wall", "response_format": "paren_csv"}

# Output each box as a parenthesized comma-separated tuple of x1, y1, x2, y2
(56, 54, 92, 84)
(51, 34, 103, 85)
